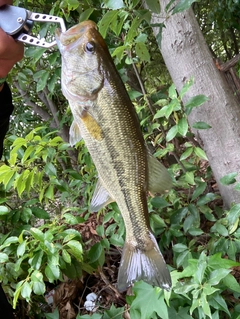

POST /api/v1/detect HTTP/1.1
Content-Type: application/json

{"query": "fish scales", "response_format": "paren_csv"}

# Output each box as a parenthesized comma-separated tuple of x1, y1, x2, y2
(83, 85, 149, 243)
(56, 20, 172, 292)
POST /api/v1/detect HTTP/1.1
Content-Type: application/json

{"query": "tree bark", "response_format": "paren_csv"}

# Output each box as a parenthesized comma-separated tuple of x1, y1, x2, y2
(144, 0, 240, 207)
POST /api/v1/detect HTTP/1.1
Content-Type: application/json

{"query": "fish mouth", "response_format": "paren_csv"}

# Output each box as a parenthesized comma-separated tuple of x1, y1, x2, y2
(55, 20, 108, 52)
(55, 21, 97, 49)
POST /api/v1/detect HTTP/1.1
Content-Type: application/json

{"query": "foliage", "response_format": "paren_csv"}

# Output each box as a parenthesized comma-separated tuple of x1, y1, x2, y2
(1, 0, 240, 318)
(194, 0, 240, 61)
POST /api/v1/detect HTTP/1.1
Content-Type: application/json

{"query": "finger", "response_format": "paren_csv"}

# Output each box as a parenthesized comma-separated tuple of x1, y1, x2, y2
(0, 0, 13, 6)
(0, 59, 16, 77)
(0, 28, 24, 60)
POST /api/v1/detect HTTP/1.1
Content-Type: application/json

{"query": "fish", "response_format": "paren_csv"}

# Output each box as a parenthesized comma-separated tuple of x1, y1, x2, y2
(56, 20, 172, 292)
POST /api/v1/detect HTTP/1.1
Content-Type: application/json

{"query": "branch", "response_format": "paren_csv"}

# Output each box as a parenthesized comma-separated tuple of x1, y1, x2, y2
(218, 53, 240, 72)
(14, 81, 51, 121)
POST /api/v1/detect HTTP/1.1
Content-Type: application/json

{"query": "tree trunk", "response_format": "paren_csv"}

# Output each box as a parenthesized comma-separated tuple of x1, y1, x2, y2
(145, 0, 240, 207)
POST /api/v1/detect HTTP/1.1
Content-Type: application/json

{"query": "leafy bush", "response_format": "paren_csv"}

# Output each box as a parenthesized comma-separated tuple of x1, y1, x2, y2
(1, 0, 240, 318)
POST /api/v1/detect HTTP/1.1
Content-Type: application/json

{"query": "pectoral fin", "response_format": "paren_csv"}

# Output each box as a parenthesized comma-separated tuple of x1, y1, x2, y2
(90, 179, 114, 212)
(81, 111, 104, 141)
(148, 154, 172, 195)
(69, 120, 82, 146)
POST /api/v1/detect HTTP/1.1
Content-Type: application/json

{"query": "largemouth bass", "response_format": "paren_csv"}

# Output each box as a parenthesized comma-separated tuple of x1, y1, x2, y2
(56, 21, 172, 292)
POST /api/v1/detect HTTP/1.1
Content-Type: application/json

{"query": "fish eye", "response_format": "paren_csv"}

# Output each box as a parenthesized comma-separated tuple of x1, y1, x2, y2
(85, 42, 95, 53)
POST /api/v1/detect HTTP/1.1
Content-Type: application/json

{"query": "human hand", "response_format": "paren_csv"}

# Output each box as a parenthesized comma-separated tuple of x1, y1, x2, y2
(0, 0, 24, 77)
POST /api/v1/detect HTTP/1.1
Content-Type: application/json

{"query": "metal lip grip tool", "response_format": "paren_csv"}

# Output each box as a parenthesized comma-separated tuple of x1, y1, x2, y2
(0, 4, 66, 47)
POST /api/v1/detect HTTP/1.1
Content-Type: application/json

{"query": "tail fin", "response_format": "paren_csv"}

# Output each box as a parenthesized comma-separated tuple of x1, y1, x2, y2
(117, 233, 171, 292)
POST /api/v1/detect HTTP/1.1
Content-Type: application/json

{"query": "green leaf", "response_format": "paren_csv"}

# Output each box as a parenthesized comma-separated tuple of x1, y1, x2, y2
(166, 125, 178, 141)
(173, 281, 198, 294)
(63, 213, 82, 225)
(192, 121, 212, 129)
(172, 243, 188, 253)
(112, 45, 126, 61)
(0, 252, 8, 262)
(208, 268, 231, 285)
(145, 0, 161, 13)
(79, 8, 95, 23)
(150, 214, 167, 228)
(193, 147, 208, 160)
(30, 227, 45, 242)
(183, 205, 200, 233)
(0, 206, 9, 215)
(45, 184, 54, 200)
(177, 259, 198, 278)
(98, 10, 118, 38)
(211, 294, 231, 317)
(68, 0, 80, 10)
(220, 172, 238, 185)
(0, 236, 18, 249)
(154, 22, 166, 48)
(197, 193, 219, 205)
(13, 280, 24, 308)
(31, 269, 44, 282)
(168, 83, 177, 99)
(222, 273, 240, 293)
(200, 293, 211, 318)
(177, 117, 188, 136)
(126, 12, 151, 43)
(21, 207, 32, 223)
(176, 249, 190, 268)
(128, 282, 169, 319)
(28, 250, 43, 270)
(62, 229, 82, 243)
(104, 0, 125, 9)
(202, 283, 219, 296)
(77, 313, 102, 319)
(154, 99, 180, 119)
(102, 304, 125, 319)
(179, 77, 194, 98)
(45, 307, 60, 319)
(135, 42, 150, 62)
(172, 0, 199, 14)
(17, 240, 26, 257)
(88, 242, 103, 263)
(44, 162, 57, 176)
(45, 263, 60, 282)
(32, 281, 46, 295)
(36, 70, 50, 92)
(15, 170, 28, 197)
(32, 207, 50, 219)
(191, 181, 207, 201)
(227, 204, 240, 234)
(185, 171, 195, 185)
(210, 221, 228, 236)
(185, 95, 208, 115)
(169, 306, 193, 319)
(151, 197, 170, 209)
(195, 253, 207, 284)
(21, 281, 32, 301)
(208, 253, 240, 270)
(234, 182, 240, 191)
(62, 249, 71, 264)
(65, 240, 83, 260)
(180, 147, 193, 161)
